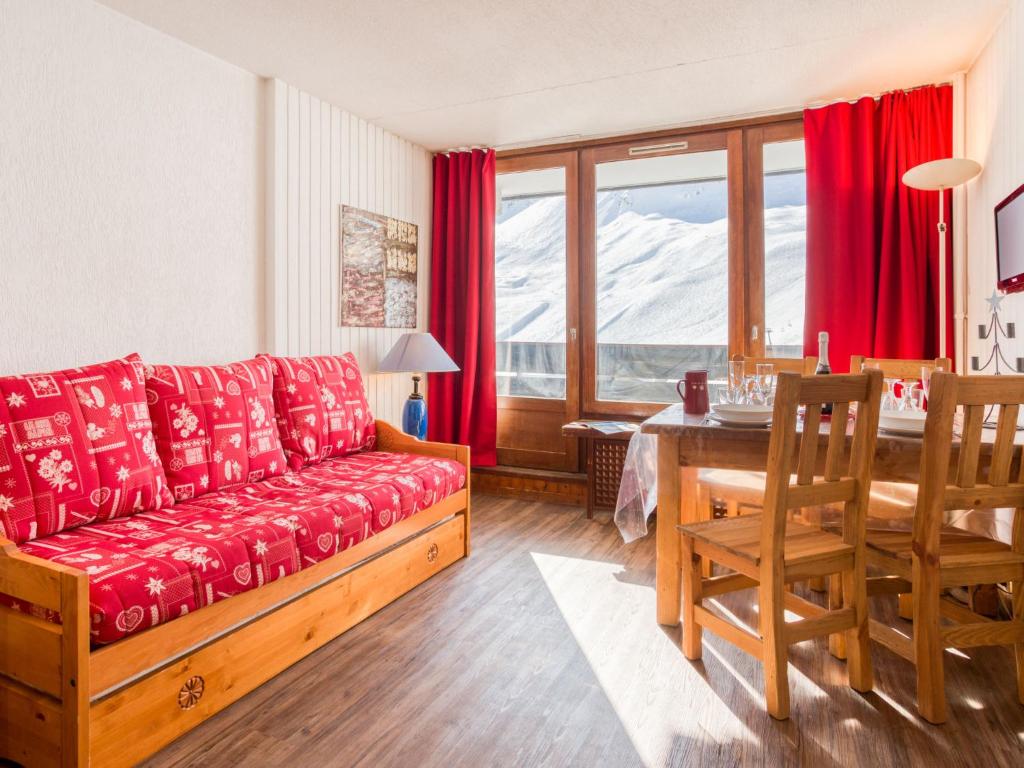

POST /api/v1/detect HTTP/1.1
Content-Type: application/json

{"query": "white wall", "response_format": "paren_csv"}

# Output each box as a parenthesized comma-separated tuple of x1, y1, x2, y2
(265, 79, 433, 425)
(0, 0, 265, 372)
(965, 0, 1024, 372)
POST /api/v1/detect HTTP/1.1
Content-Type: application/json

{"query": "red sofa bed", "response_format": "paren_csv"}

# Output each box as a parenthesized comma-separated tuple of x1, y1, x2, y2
(0, 351, 471, 767)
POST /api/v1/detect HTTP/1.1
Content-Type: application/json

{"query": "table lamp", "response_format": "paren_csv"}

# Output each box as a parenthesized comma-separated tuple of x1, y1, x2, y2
(378, 332, 459, 439)
(902, 157, 982, 358)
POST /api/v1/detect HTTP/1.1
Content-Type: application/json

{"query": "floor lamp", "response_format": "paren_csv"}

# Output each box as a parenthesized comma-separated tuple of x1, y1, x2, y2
(902, 157, 982, 359)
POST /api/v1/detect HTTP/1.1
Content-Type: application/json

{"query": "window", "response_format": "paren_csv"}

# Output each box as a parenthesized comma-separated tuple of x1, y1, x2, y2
(763, 139, 807, 357)
(594, 150, 729, 403)
(494, 116, 806, 465)
(495, 167, 568, 399)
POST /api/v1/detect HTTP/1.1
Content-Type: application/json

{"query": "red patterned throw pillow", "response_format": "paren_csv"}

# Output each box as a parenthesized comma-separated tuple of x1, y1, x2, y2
(144, 357, 288, 500)
(262, 353, 375, 470)
(0, 353, 173, 544)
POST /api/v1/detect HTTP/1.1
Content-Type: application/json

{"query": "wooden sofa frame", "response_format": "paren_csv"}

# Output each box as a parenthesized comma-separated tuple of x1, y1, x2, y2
(0, 421, 471, 767)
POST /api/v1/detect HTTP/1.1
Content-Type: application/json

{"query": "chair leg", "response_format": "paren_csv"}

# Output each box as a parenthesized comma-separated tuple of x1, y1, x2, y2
(913, 572, 947, 724)
(897, 593, 913, 620)
(842, 566, 873, 693)
(760, 573, 790, 719)
(681, 536, 703, 660)
(1013, 578, 1024, 706)
(698, 485, 714, 578)
(828, 574, 847, 660)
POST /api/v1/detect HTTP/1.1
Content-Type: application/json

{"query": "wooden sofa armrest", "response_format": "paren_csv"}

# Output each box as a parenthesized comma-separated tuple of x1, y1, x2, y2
(0, 537, 89, 767)
(374, 420, 472, 557)
(375, 420, 471, 471)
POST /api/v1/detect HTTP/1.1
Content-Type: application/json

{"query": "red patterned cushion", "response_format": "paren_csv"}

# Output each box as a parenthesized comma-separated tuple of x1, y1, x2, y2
(10, 450, 466, 644)
(262, 353, 375, 470)
(145, 358, 288, 501)
(0, 354, 173, 544)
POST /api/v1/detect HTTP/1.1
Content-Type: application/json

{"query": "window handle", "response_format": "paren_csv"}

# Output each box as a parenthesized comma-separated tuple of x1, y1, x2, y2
(751, 325, 759, 341)
(569, 328, 577, 342)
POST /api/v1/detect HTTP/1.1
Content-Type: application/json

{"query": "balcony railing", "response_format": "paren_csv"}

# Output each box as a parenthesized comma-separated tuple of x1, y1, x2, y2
(496, 340, 803, 402)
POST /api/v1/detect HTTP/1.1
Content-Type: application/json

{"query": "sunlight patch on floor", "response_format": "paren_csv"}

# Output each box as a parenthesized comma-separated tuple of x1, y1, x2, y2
(530, 551, 756, 767)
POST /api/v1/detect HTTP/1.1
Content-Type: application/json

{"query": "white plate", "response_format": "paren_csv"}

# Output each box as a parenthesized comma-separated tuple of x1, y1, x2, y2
(708, 414, 772, 428)
(878, 410, 926, 436)
(879, 425, 926, 437)
(708, 415, 770, 428)
(712, 403, 774, 418)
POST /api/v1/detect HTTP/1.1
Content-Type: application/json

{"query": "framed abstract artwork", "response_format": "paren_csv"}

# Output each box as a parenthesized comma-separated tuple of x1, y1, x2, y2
(339, 205, 418, 328)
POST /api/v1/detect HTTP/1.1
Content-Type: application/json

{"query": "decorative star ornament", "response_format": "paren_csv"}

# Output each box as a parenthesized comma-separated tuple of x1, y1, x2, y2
(986, 289, 1005, 314)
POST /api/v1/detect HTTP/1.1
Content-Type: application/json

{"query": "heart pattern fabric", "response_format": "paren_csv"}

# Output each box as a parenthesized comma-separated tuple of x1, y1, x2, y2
(145, 358, 288, 501)
(261, 353, 375, 470)
(0, 353, 173, 544)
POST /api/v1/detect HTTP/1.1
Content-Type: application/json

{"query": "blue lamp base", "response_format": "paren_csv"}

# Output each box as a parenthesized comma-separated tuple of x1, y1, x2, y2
(401, 375, 427, 440)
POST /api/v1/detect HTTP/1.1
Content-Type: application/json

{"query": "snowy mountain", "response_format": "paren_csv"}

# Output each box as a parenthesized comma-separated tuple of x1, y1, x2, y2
(495, 181, 806, 347)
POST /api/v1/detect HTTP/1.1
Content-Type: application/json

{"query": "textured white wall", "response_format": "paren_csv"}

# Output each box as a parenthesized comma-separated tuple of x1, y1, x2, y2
(966, 0, 1024, 372)
(265, 79, 433, 425)
(0, 0, 265, 373)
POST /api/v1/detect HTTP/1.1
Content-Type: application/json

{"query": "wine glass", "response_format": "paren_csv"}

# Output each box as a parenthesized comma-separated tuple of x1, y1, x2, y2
(899, 381, 921, 411)
(882, 378, 900, 411)
(755, 363, 775, 406)
(921, 366, 933, 407)
(728, 360, 746, 404)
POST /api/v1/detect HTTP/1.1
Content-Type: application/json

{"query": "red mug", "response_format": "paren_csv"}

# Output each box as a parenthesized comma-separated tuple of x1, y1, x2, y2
(676, 370, 710, 415)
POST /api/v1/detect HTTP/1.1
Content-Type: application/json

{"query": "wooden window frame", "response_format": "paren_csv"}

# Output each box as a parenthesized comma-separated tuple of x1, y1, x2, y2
(496, 112, 804, 429)
(494, 151, 581, 471)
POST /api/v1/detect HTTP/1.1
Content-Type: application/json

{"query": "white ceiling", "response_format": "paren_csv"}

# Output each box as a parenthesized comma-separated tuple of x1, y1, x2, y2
(98, 0, 1007, 152)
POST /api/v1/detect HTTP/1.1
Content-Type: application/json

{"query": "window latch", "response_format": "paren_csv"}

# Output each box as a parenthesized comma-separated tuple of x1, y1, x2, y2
(751, 325, 759, 341)
(569, 328, 577, 342)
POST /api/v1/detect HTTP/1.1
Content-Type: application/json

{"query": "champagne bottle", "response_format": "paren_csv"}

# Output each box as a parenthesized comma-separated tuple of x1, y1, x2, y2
(815, 331, 832, 416)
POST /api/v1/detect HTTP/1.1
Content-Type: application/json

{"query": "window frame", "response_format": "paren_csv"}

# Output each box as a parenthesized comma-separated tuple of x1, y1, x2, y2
(495, 113, 805, 426)
(493, 150, 581, 471)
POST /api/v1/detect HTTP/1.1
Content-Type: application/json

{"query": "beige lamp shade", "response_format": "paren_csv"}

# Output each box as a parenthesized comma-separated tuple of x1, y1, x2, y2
(378, 332, 459, 373)
(902, 158, 982, 190)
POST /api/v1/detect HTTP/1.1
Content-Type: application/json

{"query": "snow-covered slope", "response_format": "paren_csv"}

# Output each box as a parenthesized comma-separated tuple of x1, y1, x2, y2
(495, 185, 806, 346)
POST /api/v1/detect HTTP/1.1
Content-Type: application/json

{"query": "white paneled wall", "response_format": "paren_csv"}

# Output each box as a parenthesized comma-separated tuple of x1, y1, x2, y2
(266, 79, 433, 424)
(966, 0, 1024, 370)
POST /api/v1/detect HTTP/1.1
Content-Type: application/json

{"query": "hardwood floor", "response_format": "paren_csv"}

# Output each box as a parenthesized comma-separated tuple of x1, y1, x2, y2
(144, 494, 1024, 767)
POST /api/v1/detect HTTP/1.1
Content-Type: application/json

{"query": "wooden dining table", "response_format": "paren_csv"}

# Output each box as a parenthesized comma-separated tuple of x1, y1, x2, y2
(641, 403, 1017, 627)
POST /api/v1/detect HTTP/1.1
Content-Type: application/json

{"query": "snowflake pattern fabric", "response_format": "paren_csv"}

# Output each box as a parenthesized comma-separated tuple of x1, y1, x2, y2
(0, 353, 173, 544)
(145, 358, 288, 501)
(262, 353, 376, 470)
(7, 451, 466, 644)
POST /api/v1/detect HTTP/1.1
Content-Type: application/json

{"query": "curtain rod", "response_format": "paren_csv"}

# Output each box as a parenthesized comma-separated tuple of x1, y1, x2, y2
(803, 79, 956, 112)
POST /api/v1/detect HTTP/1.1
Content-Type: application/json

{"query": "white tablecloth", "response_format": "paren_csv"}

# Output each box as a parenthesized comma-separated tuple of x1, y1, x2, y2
(612, 431, 1014, 544)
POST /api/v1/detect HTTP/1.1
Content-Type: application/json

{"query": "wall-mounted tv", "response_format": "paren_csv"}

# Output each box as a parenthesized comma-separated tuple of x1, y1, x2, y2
(996, 182, 1024, 293)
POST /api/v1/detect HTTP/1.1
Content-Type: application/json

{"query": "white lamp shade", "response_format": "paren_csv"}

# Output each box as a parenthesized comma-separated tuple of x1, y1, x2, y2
(902, 158, 982, 190)
(378, 332, 459, 373)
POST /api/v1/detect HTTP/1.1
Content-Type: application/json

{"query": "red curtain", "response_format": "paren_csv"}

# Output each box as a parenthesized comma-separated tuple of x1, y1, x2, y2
(427, 149, 498, 466)
(804, 85, 953, 371)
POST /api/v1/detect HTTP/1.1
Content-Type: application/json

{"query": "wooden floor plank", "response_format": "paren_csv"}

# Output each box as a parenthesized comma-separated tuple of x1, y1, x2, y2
(140, 494, 1024, 768)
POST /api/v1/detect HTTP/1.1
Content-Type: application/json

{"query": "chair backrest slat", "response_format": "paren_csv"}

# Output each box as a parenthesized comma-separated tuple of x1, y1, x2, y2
(796, 404, 821, 485)
(956, 404, 985, 489)
(824, 402, 850, 481)
(989, 403, 1019, 486)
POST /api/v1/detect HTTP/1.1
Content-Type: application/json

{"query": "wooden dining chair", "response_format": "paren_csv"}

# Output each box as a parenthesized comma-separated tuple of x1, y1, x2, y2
(696, 355, 818, 577)
(678, 369, 884, 719)
(846, 355, 953, 615)
(865, 372, 1024, 724)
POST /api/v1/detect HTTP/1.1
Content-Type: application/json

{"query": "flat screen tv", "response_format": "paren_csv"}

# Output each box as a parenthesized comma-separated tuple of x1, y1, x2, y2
(996, 182, 1024, 293)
